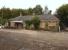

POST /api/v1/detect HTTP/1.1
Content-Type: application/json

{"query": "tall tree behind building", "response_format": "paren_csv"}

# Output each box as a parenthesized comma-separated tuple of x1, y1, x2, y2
(33, 5, 43, 15)
(56, 4, 68, 30)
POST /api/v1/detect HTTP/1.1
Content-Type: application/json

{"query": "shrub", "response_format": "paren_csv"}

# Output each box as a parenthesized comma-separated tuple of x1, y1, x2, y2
(32, 16, 40, 30)
(25, 20, 32, 29)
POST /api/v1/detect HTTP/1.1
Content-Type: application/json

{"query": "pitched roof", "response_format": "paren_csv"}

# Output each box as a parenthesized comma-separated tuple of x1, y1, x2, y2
(10, 15, 32, 21)
(39, 14, 59, 21)
(9, 14, 59, 21)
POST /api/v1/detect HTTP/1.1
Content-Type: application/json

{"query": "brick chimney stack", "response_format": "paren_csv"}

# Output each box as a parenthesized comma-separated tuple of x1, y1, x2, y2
(20, 12, 22, 16)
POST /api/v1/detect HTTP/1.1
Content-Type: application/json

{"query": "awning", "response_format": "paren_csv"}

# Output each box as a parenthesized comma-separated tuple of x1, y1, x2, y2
(10, 21, 23, 23)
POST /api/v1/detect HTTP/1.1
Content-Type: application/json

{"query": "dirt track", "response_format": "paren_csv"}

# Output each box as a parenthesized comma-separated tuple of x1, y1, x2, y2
(0, 29, 68, 50)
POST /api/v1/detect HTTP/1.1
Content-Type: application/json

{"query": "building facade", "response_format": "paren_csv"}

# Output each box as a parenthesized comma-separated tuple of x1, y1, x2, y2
(5, 7, 59, 31)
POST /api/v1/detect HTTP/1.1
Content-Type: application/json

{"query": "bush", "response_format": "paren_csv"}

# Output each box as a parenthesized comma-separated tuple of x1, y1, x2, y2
(25, 20, 32, 29)
(32, 16, 40, 30)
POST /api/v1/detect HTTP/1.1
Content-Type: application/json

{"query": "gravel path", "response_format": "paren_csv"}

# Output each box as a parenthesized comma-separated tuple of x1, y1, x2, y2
(0, 29, 68, 50)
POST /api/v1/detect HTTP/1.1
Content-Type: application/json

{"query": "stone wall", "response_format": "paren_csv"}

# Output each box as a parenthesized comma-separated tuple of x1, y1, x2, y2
(40, 20, 59, 31)
(10, 22, 15, 27)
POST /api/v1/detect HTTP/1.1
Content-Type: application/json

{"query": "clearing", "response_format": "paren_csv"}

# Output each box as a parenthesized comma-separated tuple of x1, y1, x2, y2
(0, 29, 68, 50)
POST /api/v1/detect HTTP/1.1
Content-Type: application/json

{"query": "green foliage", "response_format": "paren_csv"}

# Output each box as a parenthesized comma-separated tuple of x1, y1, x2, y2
(25, 16, 40, 30)
(0, 17, 7, 25)
(25, 20, 32, 29)
(0, 7, 12, 25)
(57, 4, 68, 30)
(32, 16, 40, 30)
(0, 5, 43, 25)
(33, 5, 43, 15)
(28, 8, 33, 15)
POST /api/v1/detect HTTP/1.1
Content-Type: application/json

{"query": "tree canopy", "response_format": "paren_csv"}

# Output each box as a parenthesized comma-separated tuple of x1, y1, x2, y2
(56, 4, 68, 30)
(33, 5, 43, 15)
(0, 5, 43, 25)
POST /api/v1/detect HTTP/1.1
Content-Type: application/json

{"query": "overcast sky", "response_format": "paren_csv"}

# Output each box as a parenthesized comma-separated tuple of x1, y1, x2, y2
(0, 0, 68, 13)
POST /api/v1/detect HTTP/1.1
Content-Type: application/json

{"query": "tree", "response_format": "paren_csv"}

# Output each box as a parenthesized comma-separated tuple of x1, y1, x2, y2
(32, 16, 40, 30)
(56, 4, 68, 30)
(1, 7, 12, 19)
(0, 7, 12, 25)
(28, 8, 33, 15)
(11, 9, 22, 18)
(33, 5, 43, 15)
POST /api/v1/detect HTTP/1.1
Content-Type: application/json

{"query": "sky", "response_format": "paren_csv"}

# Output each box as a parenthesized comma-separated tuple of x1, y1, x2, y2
(0, 0, 68, 13)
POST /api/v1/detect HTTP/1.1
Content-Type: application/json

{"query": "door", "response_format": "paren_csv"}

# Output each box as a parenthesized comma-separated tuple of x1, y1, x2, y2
(15, 23, 23, 29)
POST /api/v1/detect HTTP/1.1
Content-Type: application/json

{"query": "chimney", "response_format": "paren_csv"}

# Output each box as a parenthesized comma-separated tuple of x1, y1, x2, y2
(32, 13, 35, 17)
(33, 13, 35, 16)
(20, 12, 22, 16)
